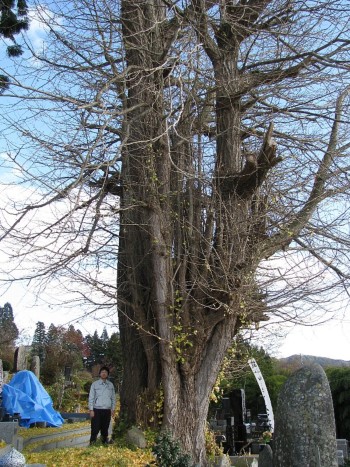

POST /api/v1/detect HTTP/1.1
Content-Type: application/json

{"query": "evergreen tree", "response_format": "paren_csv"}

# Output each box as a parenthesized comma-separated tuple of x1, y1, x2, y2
(106, 332, 123, 389)
(0, 302, 18, 349)
(0, 0, 29, 91)
(42, 324, 65, 384)
(31, 321, 46, 363)
(100, 327, 109, 359)
(85, 330, 105, 367)
(45, 323, 62, 347)
(326, 367, 350, 440)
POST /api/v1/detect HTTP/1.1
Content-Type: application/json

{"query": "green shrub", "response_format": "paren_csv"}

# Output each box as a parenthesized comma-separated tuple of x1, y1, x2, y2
(113, 413, 132, 438)
(2, 360, 11, 371)
(83, 381, 92, 393)
(149, 431, 194, 467)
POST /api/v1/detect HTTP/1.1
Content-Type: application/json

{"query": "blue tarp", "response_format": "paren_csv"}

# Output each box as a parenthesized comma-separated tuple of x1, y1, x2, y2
(1, 370, 64, 428)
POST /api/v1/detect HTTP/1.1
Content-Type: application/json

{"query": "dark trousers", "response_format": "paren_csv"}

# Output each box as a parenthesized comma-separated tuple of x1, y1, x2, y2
(90, 408, 111, 443)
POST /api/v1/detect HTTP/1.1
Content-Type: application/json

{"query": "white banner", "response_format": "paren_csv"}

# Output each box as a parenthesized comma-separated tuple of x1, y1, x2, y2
(248, 358, 274, 432)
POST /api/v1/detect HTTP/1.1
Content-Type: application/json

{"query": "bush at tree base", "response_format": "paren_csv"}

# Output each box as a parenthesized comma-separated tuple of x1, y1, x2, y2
(147, 431, 194, 467)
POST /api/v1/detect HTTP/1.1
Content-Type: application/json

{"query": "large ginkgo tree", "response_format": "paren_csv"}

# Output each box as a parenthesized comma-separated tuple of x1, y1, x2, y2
(1, 0, 350, 463)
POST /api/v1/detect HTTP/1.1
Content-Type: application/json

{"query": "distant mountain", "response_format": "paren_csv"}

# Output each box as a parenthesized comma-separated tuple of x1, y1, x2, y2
(278, 354, 350, 370)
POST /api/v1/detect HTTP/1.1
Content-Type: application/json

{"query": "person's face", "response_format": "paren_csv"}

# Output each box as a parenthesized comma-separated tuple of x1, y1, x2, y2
(100, 370, 109, 380)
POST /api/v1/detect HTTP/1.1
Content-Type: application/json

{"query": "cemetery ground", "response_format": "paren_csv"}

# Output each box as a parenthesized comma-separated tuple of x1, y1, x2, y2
(23, 442, 154, 466)
(2, 344, 350, 465)
(19, 422, 154, 466)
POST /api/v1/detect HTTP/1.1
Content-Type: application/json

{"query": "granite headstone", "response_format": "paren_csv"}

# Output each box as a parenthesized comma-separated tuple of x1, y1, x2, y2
(258, 444, 273, 467)
(273, 363, 337, 467)
(30, 356, 40, 379)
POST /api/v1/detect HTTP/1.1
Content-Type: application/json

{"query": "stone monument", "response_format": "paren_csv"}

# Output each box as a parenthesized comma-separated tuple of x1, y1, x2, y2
(30, 356, 40, 379)
(14, 347, 27, 372)
(273, 363, 337, 467)
(258, 444, 273, 467)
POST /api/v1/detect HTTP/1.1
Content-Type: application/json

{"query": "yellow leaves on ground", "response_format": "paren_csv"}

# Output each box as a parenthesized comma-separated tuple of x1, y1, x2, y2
(25, 444, 154, 466)
(18, 421, 91, 438)
(20, 421, 154, 465)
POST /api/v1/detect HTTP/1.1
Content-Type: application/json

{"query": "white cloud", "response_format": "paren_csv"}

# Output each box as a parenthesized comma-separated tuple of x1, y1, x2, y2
(0, 181, 119, 340)
(27, 5, 63, 52)
(1, 180, 349, 360)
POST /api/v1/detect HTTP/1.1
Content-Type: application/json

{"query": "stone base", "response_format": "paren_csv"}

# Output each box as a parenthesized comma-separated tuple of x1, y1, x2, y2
(230, 455, 259, 466)
(0, 445, 26, 466)
(0, 422, 23, 452)
(0, 421, 18, 443)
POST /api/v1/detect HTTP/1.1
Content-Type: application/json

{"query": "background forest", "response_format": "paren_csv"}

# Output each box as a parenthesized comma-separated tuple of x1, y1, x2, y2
(1, 301, 349, 442)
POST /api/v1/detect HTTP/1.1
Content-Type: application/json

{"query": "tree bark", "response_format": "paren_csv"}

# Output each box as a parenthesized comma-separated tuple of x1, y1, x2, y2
(117, 1, 279, 463)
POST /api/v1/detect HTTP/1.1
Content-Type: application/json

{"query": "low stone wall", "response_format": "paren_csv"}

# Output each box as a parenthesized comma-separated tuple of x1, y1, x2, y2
(26, 433, 90, 452)
(59, 413, 90, 423)
(0, 421, 23, 451)
(23, 426, 90, 453)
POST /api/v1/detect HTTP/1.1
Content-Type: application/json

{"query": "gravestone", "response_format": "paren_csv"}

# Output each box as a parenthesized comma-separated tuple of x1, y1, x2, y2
(337, 449, 344, 466)
(337, 440, 349, 460)
(258, 444, 273, 467)
(0, 421, 23, 451)
(30, 356, 40, 379)
(273, 363, 337, 467)
(14, 347, 27, 372)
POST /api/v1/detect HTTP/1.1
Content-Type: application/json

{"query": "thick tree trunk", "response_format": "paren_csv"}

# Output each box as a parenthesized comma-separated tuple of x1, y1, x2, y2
(161, 315, 238, 464)
(117, 1, 277, 464)
(118, 226, 151, 423)
(118, 0, 168, 423)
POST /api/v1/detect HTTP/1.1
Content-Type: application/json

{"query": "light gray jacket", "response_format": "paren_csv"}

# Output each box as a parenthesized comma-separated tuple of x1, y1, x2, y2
(88, 378, 116, 411)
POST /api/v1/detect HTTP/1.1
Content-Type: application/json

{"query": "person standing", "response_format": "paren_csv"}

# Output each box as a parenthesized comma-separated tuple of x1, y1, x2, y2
(88, 366, 116, 445)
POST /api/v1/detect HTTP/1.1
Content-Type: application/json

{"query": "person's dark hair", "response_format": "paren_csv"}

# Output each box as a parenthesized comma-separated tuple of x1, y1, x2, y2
(99, 366, 110, 375)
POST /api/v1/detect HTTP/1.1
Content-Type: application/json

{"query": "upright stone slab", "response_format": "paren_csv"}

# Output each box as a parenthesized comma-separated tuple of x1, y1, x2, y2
(273, 363, 337, 467)
(14, 347, 27, 372)
(0, 422, 19, 445)
(30, 356, 40, 379)
(337, 440, 349, 460)
(258, 444, 273, 467)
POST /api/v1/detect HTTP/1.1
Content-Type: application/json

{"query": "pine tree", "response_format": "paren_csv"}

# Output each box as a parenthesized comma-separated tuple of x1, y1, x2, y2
(85, 330, 105, 367)
(106, 332, 123, 389)
(0, 0, 29, 92)
(100, 327, 109, 359)
(31, 321, 46, 363)
(326, 367, 350, 440)
(0, 302, 18, 349)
